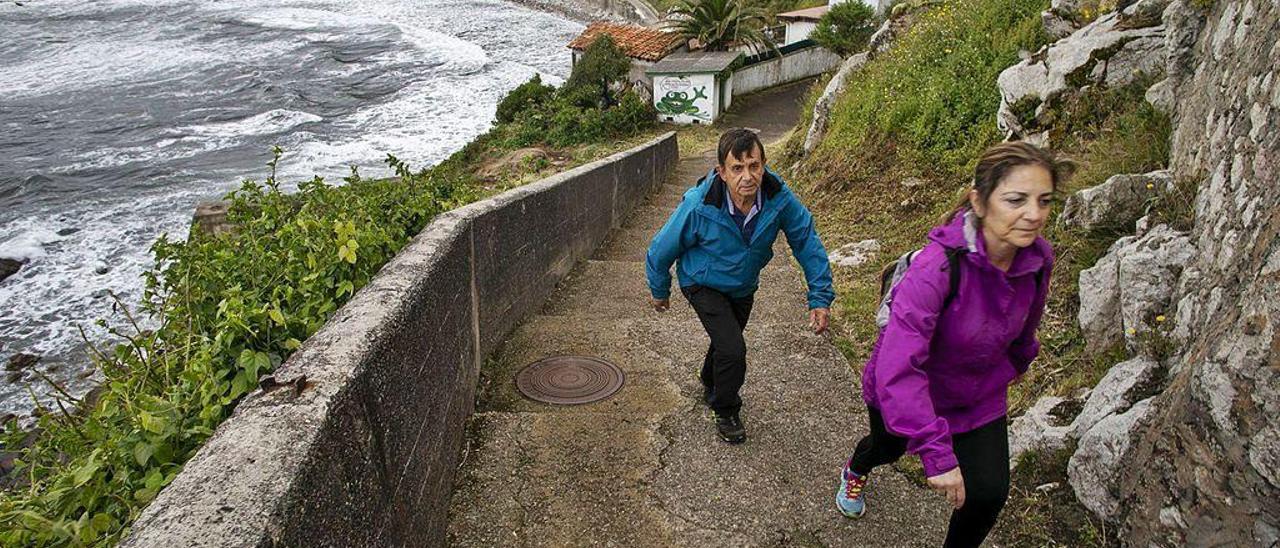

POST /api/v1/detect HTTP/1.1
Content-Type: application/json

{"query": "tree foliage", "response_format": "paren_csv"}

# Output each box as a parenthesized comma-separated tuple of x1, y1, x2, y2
(664, 0, 774, 53)
(810, 1, 878, 56)
(566, 35, 633, 108)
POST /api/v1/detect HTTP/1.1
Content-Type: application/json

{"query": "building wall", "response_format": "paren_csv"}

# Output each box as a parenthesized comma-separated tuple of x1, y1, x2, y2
(652, 73, 718, 124)
(629, 60, 655, 97)
(732, 46, 841, 96)
(784, 21, 818, 45)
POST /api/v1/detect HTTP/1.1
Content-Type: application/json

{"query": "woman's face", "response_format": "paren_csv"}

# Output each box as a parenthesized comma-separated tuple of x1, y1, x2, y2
(971, 164, 1055, 249)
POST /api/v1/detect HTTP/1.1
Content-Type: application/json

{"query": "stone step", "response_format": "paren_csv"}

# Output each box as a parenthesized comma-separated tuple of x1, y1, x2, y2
(451, 113, 947, 545)
(447, 412, 677, 546)
(541, 259, 809, 323)
(593, 227, 655, 262)
(618, 204, 678, 232)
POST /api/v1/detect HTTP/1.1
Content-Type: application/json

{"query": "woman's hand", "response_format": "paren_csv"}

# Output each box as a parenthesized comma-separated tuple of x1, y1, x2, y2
(927, 468, 966, 509)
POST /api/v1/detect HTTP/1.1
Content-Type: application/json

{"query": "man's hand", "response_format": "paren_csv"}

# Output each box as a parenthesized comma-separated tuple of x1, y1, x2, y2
(651, 298, 670, 313)
(809, 307, 830, 334)
(927, 468, 966, 509)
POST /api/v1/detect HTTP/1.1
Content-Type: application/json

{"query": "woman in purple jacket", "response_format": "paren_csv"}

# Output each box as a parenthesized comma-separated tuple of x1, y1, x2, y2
(835, 142, 1074, 547)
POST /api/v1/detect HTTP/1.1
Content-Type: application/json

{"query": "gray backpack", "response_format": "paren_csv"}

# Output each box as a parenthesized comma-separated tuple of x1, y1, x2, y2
(875, 246, 967, 328)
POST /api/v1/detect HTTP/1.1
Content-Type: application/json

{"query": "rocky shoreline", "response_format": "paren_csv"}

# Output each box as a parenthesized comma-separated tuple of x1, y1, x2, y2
(505, 0, 659, 25)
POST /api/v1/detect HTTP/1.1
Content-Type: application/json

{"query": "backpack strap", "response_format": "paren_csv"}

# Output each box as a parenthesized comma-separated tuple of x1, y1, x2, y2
(940, 246, 968, 311)
(878, 261, 897, 299)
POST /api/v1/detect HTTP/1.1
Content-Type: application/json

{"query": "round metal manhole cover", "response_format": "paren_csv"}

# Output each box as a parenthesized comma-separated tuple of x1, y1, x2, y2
(515, 356, 624, 405)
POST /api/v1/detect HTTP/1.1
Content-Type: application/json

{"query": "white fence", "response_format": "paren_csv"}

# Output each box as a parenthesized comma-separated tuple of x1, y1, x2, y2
(732, 46, 841, 96)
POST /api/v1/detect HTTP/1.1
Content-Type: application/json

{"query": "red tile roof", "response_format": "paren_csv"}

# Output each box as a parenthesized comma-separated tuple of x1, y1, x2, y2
(567, 22, 683, 62)
(776, 5, 829, 21)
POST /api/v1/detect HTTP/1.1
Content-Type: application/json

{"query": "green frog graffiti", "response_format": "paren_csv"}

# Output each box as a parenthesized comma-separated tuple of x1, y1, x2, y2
(656, 86, 710, 119)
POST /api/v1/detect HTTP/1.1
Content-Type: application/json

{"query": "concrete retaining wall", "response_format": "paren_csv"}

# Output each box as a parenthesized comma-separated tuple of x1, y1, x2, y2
(732, 46, 841, 96)
(120, 132, 678, 548)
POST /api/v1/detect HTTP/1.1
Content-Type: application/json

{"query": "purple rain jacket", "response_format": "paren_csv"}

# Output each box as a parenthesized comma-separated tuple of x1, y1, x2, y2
(861, 209, 1053, 477)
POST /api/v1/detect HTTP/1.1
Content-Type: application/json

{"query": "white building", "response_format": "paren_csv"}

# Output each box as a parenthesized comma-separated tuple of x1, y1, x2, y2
(775, 6, 828, 46)
(645, 51, 743, 124)
(776, 0, 890, 43)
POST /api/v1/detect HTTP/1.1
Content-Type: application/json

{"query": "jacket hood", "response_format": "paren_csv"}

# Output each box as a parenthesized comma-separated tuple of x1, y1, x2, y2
(928, 208, 1052, 278)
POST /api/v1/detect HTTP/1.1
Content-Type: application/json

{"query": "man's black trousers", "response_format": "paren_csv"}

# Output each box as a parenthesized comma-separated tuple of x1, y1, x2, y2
(848, 406, 1011, 548)
(680, 285, 754, 417)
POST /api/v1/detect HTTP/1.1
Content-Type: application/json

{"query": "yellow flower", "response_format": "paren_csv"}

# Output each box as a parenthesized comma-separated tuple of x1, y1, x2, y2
(1146, 183, 1155, 189)
(1126, 327, 1137, 336)
(1156, 315, 1166, 322)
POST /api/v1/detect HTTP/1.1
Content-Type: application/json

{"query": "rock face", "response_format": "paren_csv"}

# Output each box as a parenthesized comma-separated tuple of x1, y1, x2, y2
(1060, 170, 1172, 231)
(1042, 0, 1080, 41)
(996, 7, 1167, 142)
(1068, 397, 1156, 520)
(1072, 356, 1160, 435)
(828, 239, 881, 268)
(1099, 0, 1280, 544)
(1077, 224, 1194, 352)
(1009, 395, 1075, 464)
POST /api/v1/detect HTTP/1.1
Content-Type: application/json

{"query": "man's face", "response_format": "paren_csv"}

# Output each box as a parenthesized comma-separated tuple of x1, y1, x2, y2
(717, 144, 764, 204)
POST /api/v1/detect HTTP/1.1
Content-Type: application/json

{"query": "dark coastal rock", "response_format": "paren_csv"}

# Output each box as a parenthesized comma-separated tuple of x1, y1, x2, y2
(0, 258, 22, 283)
(5, 353, 39, 372)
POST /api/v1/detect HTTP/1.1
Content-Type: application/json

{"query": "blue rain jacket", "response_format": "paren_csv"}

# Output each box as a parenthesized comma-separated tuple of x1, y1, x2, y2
(646, 168, 835, 309)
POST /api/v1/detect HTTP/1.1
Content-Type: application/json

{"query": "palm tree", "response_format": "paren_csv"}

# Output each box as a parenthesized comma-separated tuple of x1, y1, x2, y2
(663, 0, 774, 54)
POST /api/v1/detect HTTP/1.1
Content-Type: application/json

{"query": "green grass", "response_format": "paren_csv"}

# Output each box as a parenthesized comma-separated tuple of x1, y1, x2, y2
(997, 445, 1118, 546)
(785, 0, 1049, 188)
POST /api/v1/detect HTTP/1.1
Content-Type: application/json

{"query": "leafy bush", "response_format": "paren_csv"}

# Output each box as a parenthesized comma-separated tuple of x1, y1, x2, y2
(565, 35, 632, 108)
(495, 74, 554, 124)
(0, 152, 474, 546)
(810, 1, 878, 56)
(485, 33, 656, 150)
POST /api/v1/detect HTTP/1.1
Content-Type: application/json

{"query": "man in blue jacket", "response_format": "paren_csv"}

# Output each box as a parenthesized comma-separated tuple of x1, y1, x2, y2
(646, 128, 835, 444)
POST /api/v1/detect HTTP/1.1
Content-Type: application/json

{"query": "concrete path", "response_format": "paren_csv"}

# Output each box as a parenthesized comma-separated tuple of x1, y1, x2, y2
(446, 81, 951, 546)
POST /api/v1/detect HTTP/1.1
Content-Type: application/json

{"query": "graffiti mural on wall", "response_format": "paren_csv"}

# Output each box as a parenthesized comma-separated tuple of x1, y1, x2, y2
(654, 76, 712, 121)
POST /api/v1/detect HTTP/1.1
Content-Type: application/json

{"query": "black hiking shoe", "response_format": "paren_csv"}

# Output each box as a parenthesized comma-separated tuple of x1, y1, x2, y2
(702, 383, 715, 406)
(715, 413, 746, 444)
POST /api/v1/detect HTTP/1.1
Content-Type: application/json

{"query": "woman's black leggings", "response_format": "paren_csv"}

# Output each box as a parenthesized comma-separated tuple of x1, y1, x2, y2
(848, 406, 1010, 548)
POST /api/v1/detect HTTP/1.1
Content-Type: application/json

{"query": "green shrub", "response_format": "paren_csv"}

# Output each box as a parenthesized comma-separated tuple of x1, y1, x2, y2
(488, 34, 655, 150)
(495, 74, 554, 124)
(810, 1, 878, 56)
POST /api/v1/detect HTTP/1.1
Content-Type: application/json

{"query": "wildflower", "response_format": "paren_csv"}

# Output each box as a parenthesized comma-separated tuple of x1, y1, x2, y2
(1156, 315, 1166, 322)
(1126, 327, 1137, 336)
(1146, 183, 1155, 189)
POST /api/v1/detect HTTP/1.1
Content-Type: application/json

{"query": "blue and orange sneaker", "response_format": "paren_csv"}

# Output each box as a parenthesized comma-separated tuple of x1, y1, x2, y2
(836, 464, 868, 518)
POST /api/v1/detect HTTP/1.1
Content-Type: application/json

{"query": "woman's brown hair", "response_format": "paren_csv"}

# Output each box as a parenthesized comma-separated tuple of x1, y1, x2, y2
(942, 141, 1076, 225)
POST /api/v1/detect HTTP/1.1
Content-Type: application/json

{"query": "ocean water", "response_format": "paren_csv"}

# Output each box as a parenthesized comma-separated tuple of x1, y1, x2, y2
(0, 0, 583, 420)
